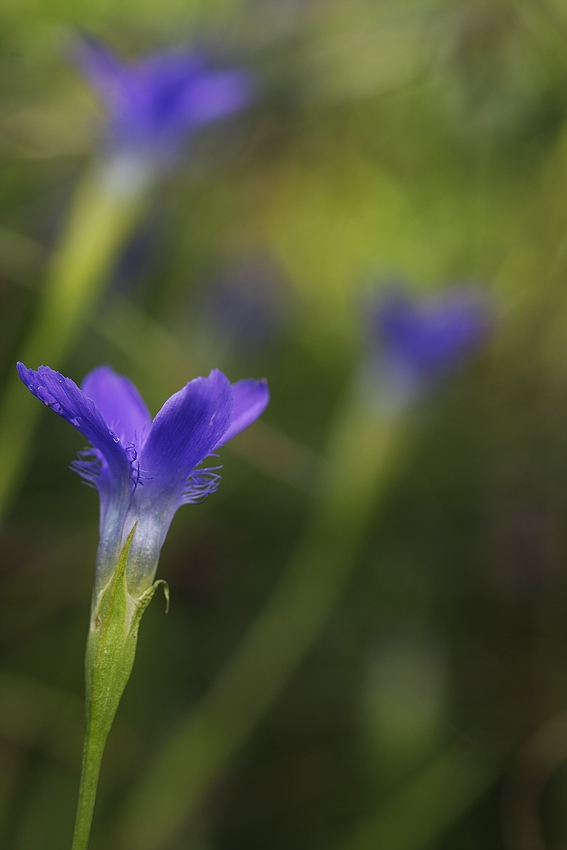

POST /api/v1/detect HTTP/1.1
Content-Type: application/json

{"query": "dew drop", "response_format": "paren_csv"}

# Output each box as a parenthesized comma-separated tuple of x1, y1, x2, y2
(37, 386, 56, 406)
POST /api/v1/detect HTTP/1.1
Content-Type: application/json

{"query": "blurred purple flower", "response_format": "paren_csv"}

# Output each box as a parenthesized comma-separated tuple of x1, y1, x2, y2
(368, 284, 492, 404)
(200, 254, 291, 350)
(74, 34, 255, 163)
(17, 363, 268, 595)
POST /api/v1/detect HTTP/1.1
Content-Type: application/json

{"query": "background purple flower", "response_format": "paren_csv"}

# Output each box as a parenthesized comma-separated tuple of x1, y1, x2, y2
(73, 34, 256, 161)
(367, 284, 492, 405)
(197, 253, 293, 351)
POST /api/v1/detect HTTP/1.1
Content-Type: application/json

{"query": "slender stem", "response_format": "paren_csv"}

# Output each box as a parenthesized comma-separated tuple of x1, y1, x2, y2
(72, 529, 164, 850)
(71, 712, 110, 850)
(0, 170, 143, 519)
(115, 394, 408, 850)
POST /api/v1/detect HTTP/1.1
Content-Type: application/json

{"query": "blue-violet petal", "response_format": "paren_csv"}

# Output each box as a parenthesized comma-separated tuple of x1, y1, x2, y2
(218, 378, 269, 446)
(82, 365, 151, 450)
(17, 363, 131, 484)
(140, 369, 232, 496)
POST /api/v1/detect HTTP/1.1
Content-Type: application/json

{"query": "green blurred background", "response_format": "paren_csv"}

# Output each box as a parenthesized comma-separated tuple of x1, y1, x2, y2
(4, 0, 567, 847)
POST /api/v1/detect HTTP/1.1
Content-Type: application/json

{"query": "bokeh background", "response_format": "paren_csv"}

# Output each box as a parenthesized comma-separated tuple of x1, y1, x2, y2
(3, 0, 567, 848)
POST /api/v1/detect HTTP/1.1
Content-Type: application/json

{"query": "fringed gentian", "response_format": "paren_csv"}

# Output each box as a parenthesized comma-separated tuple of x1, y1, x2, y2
(368, 284, 491, 407)
(74, 34, 255, 184)
(17, 363, 268, 598)
(17, 362, 267, 850)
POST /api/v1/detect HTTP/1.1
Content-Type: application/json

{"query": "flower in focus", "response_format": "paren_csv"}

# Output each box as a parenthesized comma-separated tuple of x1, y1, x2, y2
(17, 363, 268, 597)
(368, 284, 492, 407)
(74, 34, 255, 169)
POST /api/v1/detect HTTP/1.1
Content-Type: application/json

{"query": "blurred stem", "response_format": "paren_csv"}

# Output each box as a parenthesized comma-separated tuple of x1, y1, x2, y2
(335, 740, 503, 850)
(114, 391, 407, 850)
(0, 170, 144, 519)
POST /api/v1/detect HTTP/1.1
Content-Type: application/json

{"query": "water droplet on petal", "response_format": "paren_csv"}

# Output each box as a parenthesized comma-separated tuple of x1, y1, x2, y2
(37, 386, 57, 407)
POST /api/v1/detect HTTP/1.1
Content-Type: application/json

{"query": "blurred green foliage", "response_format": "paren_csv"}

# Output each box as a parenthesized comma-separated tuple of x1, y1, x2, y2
(4, 0, 567, 848)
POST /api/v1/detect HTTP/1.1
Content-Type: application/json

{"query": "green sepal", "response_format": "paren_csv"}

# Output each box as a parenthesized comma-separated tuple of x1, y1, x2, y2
(85, 523, 168, 739)
(70, 525, 168, 850)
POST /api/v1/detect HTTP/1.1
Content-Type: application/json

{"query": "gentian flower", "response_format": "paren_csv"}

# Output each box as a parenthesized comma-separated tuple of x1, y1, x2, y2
(368, 284, 491, 407)
(73, 34, 255, 178)
(17, 363, 268, 598)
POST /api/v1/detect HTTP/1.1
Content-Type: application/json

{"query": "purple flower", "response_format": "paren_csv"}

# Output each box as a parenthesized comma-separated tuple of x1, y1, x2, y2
(368, 285, 491, 405)
(17, 363, 268, 596)
(74, 34, 255, 164)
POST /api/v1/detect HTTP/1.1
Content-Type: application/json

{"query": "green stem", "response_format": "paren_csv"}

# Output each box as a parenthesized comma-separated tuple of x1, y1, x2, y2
(0, 170, 144, 519)
(71, 527, 167, 850)
(71, 715, 110, 850)
(115, 394, 408, 850)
